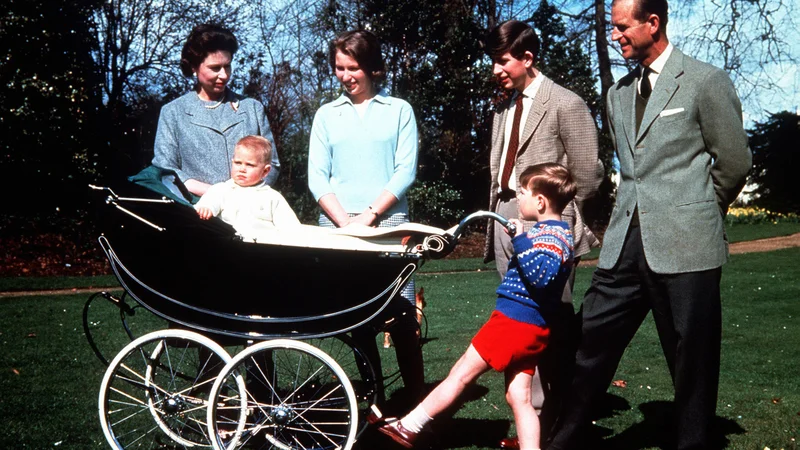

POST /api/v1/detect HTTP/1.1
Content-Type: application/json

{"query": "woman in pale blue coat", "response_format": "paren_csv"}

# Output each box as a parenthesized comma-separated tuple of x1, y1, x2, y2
(308, 29, 423, 407)
(153, 24, 279, 196)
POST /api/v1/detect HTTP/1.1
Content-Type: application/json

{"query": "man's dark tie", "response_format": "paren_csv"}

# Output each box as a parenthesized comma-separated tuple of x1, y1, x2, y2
(500, 94, 525, 192)
(640, 66, 652, 99)
(636, 66, 652, 133)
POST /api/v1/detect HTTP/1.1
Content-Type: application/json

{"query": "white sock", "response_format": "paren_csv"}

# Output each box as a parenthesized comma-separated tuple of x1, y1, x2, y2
(399, 405, 433, 433)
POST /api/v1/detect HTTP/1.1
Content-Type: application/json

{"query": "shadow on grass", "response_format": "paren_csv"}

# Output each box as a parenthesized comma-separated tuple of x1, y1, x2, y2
(355, 391, 746, 449)
(587, 398, 746, 449)
(430, 418, 513, 449)
(360, 383, 511, 449)
(380, 381, 491, 417)
(358, 417, 511, 449)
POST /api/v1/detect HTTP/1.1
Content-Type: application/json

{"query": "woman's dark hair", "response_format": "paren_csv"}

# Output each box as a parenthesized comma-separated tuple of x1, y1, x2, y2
(180, 24, 239, 77)
(485, 20, 540, 62)
(328, 30, 386, 84)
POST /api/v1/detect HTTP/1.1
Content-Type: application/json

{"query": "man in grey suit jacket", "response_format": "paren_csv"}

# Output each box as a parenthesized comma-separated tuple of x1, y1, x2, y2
(548, 0, 752, 448)
(482, 20, 603, 448)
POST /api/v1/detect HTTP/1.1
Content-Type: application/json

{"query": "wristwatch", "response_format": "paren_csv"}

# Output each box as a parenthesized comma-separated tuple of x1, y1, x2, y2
(368, 205, 380, 216)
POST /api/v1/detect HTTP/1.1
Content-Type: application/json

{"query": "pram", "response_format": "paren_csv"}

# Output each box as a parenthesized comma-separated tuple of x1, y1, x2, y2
(85, 170, 515, 450)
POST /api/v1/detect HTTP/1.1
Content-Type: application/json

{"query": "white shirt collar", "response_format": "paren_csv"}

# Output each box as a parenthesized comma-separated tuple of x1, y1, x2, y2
(517, 73, 545, 101)
(331, 88, 391, 107)
(646, 43, 673, 75)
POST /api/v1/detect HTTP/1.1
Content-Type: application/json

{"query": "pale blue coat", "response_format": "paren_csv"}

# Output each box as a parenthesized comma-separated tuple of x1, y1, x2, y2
(153, 90, 280, 186)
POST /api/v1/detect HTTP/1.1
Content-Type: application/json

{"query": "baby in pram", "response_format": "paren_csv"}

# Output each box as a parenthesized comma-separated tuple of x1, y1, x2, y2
(195, 135, 301, 234)
(191, 134, 447, 253)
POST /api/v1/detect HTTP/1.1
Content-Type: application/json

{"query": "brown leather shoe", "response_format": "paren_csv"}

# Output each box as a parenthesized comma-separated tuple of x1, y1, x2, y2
(499, 436, 520, 449)
(377, 420, 418, 448)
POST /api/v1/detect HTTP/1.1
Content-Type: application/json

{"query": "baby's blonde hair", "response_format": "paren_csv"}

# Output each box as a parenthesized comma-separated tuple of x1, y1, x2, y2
(235, 135, 272, 164)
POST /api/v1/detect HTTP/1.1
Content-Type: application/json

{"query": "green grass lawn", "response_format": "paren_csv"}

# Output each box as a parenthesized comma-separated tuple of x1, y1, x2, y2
(0, 274, 118, 292)
(0, 241, 798, 448)
(726, 222, 800, 243)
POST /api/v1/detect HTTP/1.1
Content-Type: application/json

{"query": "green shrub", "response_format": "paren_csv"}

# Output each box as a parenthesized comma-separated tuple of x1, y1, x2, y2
(725, 206, 800, 225)
(407, 180, 464, 227)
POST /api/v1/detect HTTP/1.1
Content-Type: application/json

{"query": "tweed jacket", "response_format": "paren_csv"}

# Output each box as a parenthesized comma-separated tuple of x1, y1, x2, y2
(484, 75, 603, 261)
(153, 90, 279, 186)
(599, 48, 752, 273)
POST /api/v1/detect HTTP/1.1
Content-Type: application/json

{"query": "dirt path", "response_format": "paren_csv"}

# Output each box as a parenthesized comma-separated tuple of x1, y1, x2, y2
(728, 232, 800, 254)
(2, 233, 800, 298)
(577, 232, 800, 267)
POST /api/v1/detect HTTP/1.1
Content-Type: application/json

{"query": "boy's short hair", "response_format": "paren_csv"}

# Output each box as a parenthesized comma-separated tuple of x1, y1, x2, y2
(485, 20, 540, 62)
(519, 163, 576, 213)
(235, 135, 272, 164)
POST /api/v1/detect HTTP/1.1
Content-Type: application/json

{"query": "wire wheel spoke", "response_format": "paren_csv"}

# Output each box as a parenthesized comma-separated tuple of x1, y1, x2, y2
(208, 339, 357, 450)
(99, 330, 232, 449)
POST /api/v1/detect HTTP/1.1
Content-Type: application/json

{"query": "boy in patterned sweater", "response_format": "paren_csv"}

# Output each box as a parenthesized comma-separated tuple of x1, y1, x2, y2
(377, 162, 575, 450)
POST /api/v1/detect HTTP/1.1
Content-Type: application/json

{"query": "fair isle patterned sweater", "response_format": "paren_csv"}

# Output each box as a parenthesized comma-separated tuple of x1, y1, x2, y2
(495, 220, 574, 327)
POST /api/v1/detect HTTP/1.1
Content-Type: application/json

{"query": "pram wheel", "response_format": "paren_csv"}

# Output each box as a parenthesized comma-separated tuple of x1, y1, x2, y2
(207, 339, 358, 450)
(305, 335, 379, 437)
(98, 329, 238, 449)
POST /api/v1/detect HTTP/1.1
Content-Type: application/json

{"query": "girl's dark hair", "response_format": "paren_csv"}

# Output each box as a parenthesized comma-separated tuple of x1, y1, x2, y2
(180, 24, 239, 77)
(485, 20, 540, 62)
(518, 163, 577, 213)
(328, 30, 386, 84)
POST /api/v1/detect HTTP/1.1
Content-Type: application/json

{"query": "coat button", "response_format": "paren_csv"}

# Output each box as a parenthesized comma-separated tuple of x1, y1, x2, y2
(626, 210, 630, 216)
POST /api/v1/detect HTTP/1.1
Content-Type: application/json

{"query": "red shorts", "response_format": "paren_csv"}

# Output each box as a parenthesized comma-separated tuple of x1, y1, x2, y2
(471, 310, 549, 376)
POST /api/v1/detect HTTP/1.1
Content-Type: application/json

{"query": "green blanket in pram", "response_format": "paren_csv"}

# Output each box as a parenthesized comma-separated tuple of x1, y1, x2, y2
(127, 165, 200, 206)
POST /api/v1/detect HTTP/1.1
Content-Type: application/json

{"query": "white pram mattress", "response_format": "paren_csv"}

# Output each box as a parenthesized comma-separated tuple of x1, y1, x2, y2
(240, 223, 455, 253)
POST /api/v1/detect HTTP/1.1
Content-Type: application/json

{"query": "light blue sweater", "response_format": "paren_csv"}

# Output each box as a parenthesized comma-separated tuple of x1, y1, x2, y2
(307, 91, 418, 216)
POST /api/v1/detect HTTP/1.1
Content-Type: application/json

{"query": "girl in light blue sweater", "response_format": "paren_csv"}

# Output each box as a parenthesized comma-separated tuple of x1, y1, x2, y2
(308, 29, 423, 406)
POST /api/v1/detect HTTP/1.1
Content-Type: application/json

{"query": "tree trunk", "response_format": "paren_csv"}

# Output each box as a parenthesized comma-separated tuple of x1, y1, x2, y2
(594, 0, 613, 134)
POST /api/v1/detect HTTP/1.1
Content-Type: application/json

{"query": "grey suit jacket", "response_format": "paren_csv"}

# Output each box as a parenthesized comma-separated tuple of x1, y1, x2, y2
(600, 48, 752, 273)
(153, 90, 279, 186)
(484, 75, 603, 260)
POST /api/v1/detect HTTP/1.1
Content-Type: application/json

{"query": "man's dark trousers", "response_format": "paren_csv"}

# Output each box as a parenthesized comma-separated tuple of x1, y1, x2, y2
(549, 223, 722, 450)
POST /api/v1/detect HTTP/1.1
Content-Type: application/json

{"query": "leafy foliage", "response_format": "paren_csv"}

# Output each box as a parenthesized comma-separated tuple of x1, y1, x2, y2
(0, 0, 104, 232)
(747, 111, 800, 214)
(407, 180, 464, 228)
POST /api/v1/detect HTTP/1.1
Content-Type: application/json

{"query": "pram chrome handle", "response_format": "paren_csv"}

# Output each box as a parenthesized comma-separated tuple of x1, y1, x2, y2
(448, 210, 516, 241)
